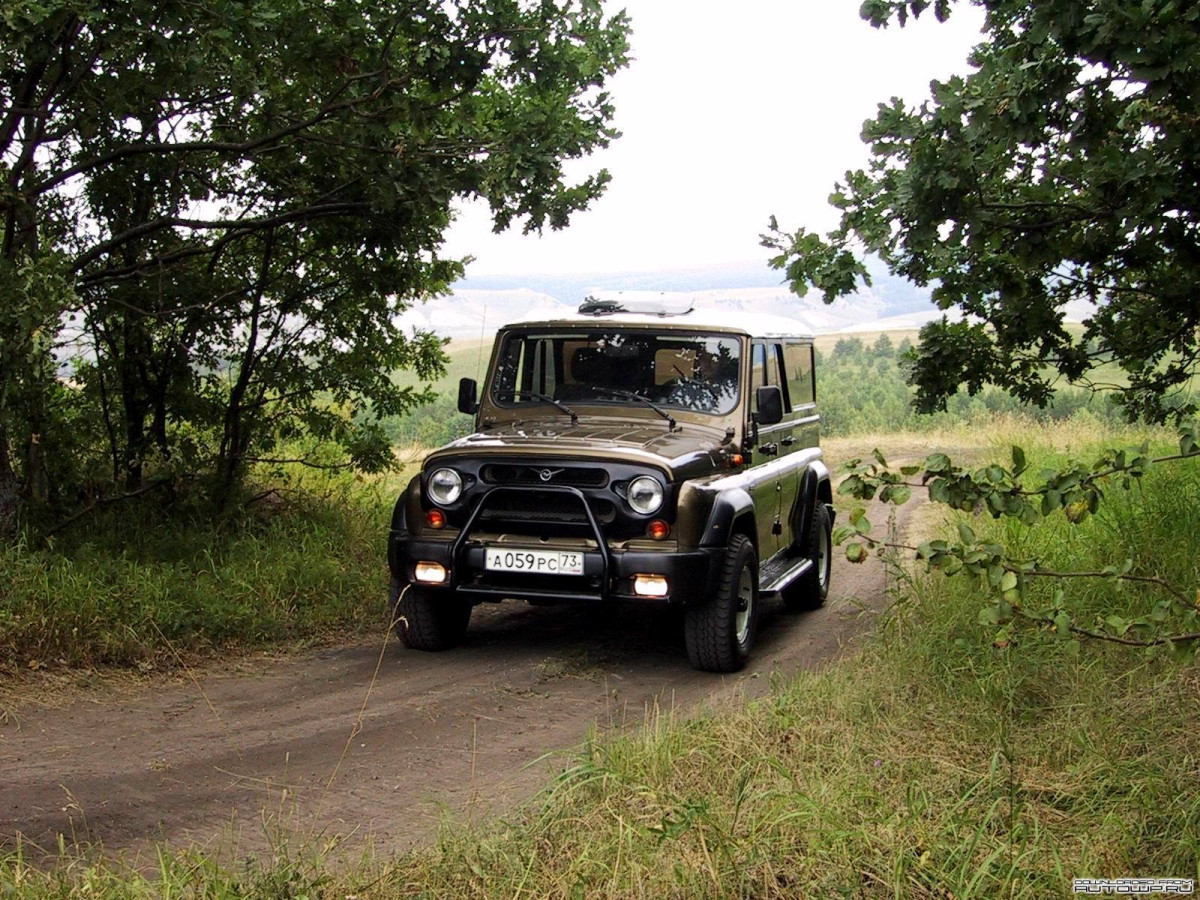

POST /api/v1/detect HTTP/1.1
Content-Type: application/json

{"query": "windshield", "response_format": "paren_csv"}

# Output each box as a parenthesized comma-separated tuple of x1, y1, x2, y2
(490, 330, 742, 416)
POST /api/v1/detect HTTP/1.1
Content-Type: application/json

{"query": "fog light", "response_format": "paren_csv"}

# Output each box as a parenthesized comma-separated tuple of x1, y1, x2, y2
(647, 519, 670, 540)
(633, 574, 669, 597)
(425, 509, 446, 529)
(414, 561, 447, 584)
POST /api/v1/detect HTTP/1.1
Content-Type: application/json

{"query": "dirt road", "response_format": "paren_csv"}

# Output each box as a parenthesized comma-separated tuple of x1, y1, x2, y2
(0, 497, 918, 859)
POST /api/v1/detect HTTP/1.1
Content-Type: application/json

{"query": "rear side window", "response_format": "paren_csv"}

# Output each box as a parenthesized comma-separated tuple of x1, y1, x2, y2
(753, 342, 794, 413)
(784, 342, 815, 406)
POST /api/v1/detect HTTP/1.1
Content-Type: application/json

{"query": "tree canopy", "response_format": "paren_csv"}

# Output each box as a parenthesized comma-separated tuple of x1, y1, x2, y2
(764, 0, 1200, 424)
(0, 0, 629, 525)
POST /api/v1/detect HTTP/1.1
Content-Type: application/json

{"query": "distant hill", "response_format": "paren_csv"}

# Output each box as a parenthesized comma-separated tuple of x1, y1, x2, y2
(393, 257, 1096, 338)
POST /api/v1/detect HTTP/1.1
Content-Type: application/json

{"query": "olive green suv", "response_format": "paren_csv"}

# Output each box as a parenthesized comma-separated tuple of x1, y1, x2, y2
(387, 296, 834, 672)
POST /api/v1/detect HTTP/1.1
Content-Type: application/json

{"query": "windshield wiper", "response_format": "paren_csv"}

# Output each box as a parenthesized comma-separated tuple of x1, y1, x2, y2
(510, 390, 578, 425)
(595, 387, 677, 431)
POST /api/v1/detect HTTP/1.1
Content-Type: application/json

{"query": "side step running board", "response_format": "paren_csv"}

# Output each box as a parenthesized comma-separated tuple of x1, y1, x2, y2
(760, 556, 813, 594)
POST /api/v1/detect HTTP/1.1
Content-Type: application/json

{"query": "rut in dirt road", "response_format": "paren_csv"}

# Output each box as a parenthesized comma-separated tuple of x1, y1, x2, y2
(0, 495, 918, 859)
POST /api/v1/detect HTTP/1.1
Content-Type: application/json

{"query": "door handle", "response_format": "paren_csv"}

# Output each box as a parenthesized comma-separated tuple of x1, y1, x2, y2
(781, 436, 795, 446)
(760, 442, 779, 456)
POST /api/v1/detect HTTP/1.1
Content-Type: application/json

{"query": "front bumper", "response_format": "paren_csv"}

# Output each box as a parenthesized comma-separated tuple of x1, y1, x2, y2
(389, 534, 720, 605)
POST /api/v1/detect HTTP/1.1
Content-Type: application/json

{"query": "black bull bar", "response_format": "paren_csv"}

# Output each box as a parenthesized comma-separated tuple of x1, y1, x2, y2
(449, 485, 613, 602)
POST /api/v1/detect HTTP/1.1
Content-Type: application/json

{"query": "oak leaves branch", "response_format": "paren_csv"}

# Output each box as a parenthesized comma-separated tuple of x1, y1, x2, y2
(833, 422, 1200, 650)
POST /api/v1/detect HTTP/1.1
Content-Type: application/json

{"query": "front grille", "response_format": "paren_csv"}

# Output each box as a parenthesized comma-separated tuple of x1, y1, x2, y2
(476, 490, 616, 526)
(481, 463, 608, 489)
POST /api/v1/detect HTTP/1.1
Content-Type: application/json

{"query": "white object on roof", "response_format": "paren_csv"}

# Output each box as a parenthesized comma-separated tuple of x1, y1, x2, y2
(505, 290, 814, 339)
(577, 292, 697, 317)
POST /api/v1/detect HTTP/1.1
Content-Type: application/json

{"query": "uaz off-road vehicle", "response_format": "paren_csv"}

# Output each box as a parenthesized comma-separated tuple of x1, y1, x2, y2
(387, 296, 834, 672)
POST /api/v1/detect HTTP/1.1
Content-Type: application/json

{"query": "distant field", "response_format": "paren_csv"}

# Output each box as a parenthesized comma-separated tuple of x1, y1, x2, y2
(392, 336, 494, 393)
(813, 328, 919, 355)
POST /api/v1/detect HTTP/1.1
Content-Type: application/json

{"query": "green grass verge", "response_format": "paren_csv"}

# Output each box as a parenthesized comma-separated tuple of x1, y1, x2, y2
(3, 422, 1197, 896)
(0, 469, 402, 673)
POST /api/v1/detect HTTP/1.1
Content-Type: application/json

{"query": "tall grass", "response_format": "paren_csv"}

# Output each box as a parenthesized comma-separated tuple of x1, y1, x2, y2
(0, 466, 404, 672)
(4, 420, 1197, 896)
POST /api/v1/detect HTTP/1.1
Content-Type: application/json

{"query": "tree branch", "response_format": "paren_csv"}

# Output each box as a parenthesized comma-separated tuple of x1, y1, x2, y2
(241, 456, 355, 471)
(43, 477, 172, 538)
(72, 202, 369, 274)
(1015, 609, 1200, 647)
(31, 79, 397, 196)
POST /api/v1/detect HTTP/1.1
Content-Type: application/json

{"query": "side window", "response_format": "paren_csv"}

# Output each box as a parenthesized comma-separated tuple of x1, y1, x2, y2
(770, 343, 791, 412)
(750, 343, 767, 411)
(785, 342, 815, 406)
(764, 343, 782, 388)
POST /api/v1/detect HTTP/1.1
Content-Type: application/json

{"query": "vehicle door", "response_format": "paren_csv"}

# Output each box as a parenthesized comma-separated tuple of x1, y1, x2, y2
(782, 341, 819, 547)
(768, 343, 802, 552)
(785, 342, 819, 450)
(749, 342, 782, 558)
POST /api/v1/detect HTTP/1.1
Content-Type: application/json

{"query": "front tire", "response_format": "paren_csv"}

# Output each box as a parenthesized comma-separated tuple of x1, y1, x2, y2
(783, 502, 832, 612)
(391, 577, 471, 651)
(684, 534, 758, 673)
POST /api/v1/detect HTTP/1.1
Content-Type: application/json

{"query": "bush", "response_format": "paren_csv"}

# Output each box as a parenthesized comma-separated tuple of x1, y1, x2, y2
(0, 471, 395, 671)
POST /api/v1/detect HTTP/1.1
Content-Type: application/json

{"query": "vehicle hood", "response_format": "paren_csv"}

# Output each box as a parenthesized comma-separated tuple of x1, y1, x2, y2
(425, 417, 728, 478)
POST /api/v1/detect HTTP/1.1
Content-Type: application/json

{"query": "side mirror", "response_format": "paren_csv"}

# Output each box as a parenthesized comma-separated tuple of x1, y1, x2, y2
(755, 385, 784, 426)
(457, 377, 479, 415)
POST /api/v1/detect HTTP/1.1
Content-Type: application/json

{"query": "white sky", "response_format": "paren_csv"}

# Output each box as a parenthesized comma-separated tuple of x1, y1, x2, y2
(443, 0, 985, 278)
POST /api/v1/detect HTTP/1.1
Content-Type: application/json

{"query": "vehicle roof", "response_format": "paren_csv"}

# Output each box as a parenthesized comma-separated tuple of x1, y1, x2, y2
(500, 293, 814, 340)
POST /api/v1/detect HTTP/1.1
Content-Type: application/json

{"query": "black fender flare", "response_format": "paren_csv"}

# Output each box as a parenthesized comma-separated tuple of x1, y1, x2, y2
(388, 475, 422, 574)
(699, 487, 757, 550)
(795, 460, 834, 544)
(390, 475, 421, 533)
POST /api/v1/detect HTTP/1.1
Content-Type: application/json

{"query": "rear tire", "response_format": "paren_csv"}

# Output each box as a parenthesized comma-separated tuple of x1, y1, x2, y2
(391, 577, 471, 650)
(684, 534, 758, 672)
(783, 502, 832, 612)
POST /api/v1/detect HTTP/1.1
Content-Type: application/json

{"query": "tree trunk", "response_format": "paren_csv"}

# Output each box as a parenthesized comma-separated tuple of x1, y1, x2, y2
(0, 427, 18, 540)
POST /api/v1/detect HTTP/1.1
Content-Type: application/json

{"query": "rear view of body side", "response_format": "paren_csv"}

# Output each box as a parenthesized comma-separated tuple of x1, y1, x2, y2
(386, 297, 835, 671)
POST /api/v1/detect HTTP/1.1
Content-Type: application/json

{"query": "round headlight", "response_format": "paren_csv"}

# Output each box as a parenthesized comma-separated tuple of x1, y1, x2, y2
(627, 476, 664, 515)
(427, 468, 463, 506)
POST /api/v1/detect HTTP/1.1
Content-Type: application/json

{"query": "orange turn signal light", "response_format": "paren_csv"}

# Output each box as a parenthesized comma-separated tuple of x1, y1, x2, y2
(647, 519, 671, 540)
(425, 509, 446, 529)
(726, 453, 744, 468)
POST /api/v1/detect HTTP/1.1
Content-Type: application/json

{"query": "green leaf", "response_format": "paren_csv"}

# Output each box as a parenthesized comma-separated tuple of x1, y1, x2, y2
(845, 542, 867, 563)
(977, 605, 1000, 626)
(838, 475, 864, 497)
(1053, 610, 1070, 636)
(1011, 445, 1027, 475)
(987, 565, 1005, 588)
(924, 453, 951, 474)
(832, 524, 856, 545)
(939, 555, 963, 575)
(999, 570, 1018, 592)
(957, 522, 976, 544)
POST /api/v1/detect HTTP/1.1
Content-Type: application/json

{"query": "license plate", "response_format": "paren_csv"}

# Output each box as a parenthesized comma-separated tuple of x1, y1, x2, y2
(484, 548, 584, 576)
